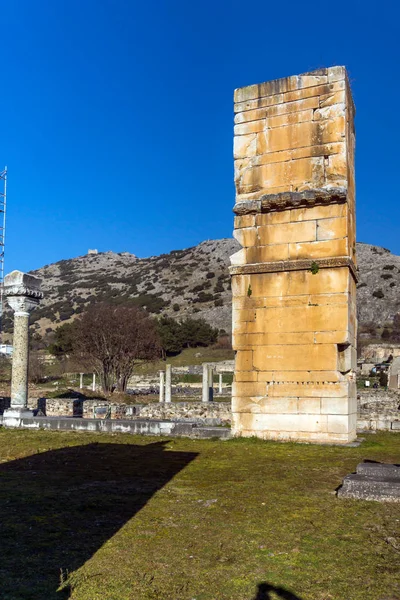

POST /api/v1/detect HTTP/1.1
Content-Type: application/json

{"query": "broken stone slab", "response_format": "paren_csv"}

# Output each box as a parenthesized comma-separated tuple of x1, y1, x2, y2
(356, 461, 400, 480)
(338, 461, 400, 502)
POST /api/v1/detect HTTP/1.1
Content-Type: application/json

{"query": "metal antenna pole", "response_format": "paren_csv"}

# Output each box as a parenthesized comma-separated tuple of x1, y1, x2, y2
(0, 167, 7, 331)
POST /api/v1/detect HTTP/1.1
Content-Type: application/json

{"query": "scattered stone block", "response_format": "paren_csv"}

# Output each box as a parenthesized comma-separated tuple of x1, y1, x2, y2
(338, 462, 400, 502)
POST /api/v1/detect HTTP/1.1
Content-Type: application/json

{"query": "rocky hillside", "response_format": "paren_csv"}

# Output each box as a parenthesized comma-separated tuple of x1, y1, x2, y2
(21, 239, 240, 335)
(3, 239, 400, 339)
(356, 242, 400, 332)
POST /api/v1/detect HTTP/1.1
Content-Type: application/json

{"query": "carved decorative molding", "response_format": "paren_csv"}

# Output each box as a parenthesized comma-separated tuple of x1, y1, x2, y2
(234, 187, 348, 216)
(6, 295, 40, 315)
(3, 286, 43, 299)
(229, 256, 358, 282)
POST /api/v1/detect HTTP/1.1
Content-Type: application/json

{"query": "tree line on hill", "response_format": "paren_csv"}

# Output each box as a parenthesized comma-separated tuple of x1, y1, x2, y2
(46, 304, 222, 393)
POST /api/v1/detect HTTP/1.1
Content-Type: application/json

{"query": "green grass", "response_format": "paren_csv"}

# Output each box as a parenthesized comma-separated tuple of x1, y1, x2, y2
(176, 372, 233, 384)
(0, 430, 399, 599)
(134, 347, 235, 375)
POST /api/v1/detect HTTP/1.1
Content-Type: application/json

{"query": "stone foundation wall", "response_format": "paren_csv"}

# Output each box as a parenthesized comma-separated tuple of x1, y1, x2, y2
(82, 400, 231, 425)
(27, 397, 83, 417)
(131, 402, 231, 425)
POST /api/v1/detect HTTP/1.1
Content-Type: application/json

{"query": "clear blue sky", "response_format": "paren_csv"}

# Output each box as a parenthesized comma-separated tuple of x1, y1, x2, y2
(2, 0, 398, 272)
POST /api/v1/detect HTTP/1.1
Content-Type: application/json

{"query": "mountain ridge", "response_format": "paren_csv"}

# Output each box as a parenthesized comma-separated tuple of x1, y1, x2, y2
(2, 239, 399, 341)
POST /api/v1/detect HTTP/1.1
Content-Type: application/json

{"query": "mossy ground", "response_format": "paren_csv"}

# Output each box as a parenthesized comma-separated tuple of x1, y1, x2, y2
(0, 429, 399, 599)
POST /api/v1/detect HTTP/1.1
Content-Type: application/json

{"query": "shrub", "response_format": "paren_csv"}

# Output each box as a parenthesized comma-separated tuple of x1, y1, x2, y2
(180, 317, 218, 347)
(214, 298, 223, 307)
(193, 292, 214, 303)
(206, 272, 215, 279)
(173, 303, 180, 312)
(381, 274, 393, 280)
(157, 316, 184, 356)
(372, 289, 384, 299)
(131, 294, 169, 314)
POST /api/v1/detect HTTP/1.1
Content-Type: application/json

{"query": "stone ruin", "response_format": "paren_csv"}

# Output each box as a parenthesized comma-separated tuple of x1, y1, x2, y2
(230, 66, 357, 444)
(2, 271, 43, 427)
(338, 461, 400, 503)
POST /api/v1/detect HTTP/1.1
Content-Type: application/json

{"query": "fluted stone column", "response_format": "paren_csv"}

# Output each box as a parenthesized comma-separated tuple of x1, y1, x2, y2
(3, 271, 43, 426)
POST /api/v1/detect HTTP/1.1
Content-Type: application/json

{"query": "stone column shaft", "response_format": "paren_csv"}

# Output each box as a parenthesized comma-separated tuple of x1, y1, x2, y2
(10, 311, 30, 408)
(159, 371, 165, 402)
(208, 366, 214, 402)
(165, 364, 172, 403)
(219, 373, 223, 394)
(202, 363, 209, 402)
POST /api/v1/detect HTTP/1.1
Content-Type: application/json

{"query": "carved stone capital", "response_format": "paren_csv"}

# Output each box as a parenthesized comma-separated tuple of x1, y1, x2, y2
(6, 295, 40, 316)
(3, 270, 43, 300)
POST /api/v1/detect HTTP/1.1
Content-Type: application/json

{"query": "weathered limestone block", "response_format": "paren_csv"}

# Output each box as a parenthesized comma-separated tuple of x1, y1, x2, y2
(230, 67, 357, 443)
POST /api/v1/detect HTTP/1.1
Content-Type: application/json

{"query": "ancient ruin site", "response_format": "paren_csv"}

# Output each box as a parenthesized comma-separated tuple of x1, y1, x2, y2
(1, 5, 400, 599)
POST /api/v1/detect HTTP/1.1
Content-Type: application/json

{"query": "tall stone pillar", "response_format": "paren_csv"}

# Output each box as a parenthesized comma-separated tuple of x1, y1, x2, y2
(165, 364, 172, 403)
(208, 366, 214, 402)
(3, 271, 43, 426)
(231, 67, 357, 444)
(202, 363, 209, 402)
(159, 370, 165, 402)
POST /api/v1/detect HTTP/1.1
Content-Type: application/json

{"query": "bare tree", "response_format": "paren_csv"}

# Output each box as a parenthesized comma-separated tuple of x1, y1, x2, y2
(72, 304, 161, 393)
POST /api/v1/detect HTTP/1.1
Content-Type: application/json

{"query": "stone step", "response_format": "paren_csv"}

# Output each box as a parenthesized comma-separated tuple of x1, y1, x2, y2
(356, 461, 400, 480)
(338, 473, 400, 502)
(192, 426, 231, 439)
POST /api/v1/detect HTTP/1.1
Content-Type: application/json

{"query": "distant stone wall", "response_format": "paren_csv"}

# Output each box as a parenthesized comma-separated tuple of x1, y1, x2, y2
(361, 344, 400, 362)
(131, 402, 231, 426)
(357, 390, 400, 431)
(27, 397, 83, 417)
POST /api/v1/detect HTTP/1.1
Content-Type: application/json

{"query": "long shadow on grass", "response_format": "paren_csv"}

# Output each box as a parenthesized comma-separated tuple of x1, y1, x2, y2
(253, 582, 303, 599)
(0, 440, 197, 599)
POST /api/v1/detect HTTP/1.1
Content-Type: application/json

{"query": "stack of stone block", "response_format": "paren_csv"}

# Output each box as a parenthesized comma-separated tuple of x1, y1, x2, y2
(338, 462, 400, 502)
(230, 67, 357, 443)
